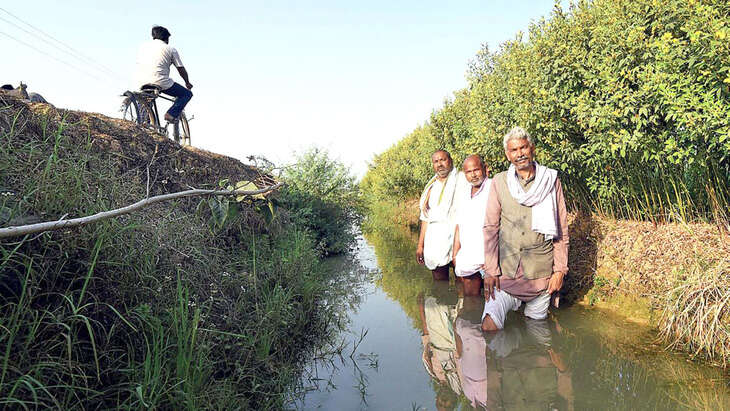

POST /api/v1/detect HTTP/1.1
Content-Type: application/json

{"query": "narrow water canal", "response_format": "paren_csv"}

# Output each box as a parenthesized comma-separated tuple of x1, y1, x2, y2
(297, 225, 730, 410)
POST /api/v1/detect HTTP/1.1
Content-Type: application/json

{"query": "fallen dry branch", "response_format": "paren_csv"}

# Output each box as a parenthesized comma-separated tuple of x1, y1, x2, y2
(0, 182, 283, 239)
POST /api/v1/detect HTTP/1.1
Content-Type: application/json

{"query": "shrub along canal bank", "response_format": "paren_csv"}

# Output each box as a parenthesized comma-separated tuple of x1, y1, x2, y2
(0, 96, 362, 409)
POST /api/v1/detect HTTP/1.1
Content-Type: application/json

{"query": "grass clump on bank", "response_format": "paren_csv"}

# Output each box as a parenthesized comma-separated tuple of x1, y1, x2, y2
(0, 97, 361, 409)
(660, 259, 730, 366)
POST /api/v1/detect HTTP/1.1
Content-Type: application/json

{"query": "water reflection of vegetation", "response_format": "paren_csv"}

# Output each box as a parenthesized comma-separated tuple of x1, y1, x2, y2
(289, 248, 376, 407)
(557, 308, 730, 411)
(363, 221, 434, 331)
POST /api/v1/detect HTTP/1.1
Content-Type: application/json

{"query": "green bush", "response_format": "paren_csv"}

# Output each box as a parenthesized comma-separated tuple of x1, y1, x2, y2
(363, 0, 730, 224)
(278, 148, 363, 255)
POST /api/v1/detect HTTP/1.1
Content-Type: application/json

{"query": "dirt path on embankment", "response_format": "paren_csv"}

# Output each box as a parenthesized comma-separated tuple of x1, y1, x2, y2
(0, 95, 275, 195)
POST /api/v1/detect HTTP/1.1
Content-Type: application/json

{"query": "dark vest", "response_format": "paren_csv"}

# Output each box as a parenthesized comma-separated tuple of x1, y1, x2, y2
(493, 172, 553, 280)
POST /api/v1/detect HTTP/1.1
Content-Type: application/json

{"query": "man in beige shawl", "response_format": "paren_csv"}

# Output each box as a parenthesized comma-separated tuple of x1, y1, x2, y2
(417, 150, 467, 280)
(481, 127, 569, 331)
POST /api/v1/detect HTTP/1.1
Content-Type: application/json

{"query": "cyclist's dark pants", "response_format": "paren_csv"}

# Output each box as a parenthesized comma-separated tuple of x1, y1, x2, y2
(162, 82, 192, 119)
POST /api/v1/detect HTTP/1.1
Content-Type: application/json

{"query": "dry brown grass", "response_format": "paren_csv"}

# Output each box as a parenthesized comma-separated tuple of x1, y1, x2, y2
(658, 258, 730, 367)
(594, 218, 728, 296)
(568, 215, 730, 365)
(0, 95, 273, 195)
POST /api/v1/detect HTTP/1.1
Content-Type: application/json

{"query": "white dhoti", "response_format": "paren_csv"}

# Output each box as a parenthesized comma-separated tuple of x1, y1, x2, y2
(419, 168, 466, 270)
(423, 220, 455, 270)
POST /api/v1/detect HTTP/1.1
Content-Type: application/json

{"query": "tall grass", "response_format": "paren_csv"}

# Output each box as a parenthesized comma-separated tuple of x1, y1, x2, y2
(0, 99, 360, 408)
(658, 257, 730, 367)
(582, 159, 730, 229)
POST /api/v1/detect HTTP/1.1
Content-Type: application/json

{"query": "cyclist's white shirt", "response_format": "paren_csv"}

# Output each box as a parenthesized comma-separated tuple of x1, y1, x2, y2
(135, 39, 183, 90)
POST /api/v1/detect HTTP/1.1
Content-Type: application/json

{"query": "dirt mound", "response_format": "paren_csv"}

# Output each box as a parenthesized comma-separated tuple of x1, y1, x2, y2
(0, 95, 275, 195)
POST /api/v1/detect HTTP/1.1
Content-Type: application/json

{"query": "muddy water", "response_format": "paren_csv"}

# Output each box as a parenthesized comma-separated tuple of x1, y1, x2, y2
(296, 226, 730, 410)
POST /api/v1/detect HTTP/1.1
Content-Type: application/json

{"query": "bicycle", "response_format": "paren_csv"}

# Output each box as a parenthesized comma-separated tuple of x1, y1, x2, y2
(121, 85, 191, 146)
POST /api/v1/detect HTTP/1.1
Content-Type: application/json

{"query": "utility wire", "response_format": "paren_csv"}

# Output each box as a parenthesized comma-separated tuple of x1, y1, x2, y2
(0, 30, 108, 84)
(0, 6, 124, 79)
(0, 6, 126, 82)
(0, 14, 123, 83)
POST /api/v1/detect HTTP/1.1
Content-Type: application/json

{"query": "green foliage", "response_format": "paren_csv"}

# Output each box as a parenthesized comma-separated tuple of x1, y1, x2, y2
(278, 147, 363, 255)
(202, 178, 274, 232)
(0, 105, 357, 408)
(363, 0, 730, 223)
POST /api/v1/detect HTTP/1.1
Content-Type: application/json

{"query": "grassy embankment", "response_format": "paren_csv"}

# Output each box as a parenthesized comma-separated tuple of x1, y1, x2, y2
(0, 96, 359, 409)
(361, 0, 729, 366)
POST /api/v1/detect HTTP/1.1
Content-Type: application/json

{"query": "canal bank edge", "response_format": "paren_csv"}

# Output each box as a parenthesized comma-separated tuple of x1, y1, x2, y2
(0, 96, 351, 408)
(367, 199, 730, 368)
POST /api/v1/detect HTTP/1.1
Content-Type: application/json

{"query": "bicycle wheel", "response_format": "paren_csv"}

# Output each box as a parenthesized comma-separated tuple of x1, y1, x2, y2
(138, 97, 157, 128)
(121, 92, 155, 126)
(120, 92, 142, 124)
(171, 112, 191, 146)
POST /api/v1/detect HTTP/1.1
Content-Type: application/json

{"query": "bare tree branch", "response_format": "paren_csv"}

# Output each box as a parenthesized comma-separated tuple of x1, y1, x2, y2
(146, 144, 159, 198)
(0, 182, 283, 239)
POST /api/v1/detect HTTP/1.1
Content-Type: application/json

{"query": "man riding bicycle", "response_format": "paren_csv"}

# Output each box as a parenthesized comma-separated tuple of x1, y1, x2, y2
(135, 25, 193, 123)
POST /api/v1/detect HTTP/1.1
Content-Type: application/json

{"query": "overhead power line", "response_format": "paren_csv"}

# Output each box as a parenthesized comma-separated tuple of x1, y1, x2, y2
(0, 6, 126, 82)
(0, 30, 107, 84)
(0, 14, 122, 82)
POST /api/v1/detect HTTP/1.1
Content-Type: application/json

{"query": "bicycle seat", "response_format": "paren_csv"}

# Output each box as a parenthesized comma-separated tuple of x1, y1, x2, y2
(140, 84, 162, 91)
(140, 84, 162, 96)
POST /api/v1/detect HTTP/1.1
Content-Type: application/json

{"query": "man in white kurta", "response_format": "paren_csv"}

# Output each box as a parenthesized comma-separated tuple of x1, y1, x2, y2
(134, 26, 193, 122)
(452, 155, 491, 296)
(417, 150, 467, 280)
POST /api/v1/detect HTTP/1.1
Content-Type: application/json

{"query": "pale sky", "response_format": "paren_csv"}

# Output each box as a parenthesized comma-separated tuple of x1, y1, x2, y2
(2, 1, 561, 177)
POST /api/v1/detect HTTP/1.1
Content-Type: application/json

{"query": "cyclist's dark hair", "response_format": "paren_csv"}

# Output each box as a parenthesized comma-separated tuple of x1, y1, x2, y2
(1, 84, 13, 90)
(151, 26, 171, 42)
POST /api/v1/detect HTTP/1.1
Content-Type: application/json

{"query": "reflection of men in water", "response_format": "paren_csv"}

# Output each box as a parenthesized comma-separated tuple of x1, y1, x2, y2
(452, 155, 491, 296)
(485, 318, 573, 410)
(419, 282, 462, 404)
(417, 150, 467, 280)
(482, 127, 569, 331)
(454, 296, 488, 409)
